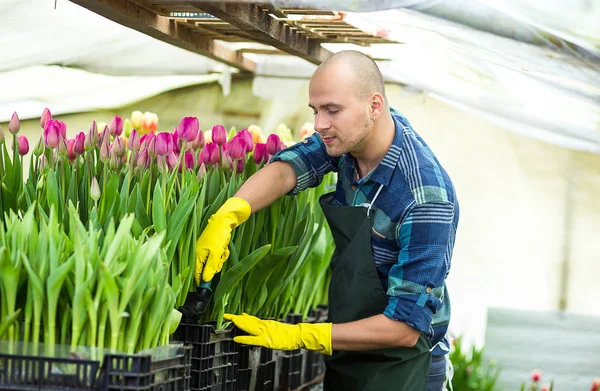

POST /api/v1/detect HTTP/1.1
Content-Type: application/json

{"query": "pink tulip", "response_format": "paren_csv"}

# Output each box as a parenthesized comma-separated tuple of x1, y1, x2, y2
(153, 132, 173, 156)
(166, 151, 179, 169)
(178, 117, 199, 142)
(109, 116, 123, 136)
(266, 134, 282, 155)
(171, 130, 181, 153)
(238, 129, 254, 153)
(86, 121, 98, 151)
(109, 150, 120, 170)
(8, 112, 20, 135)
(191, 128, 205, 150)
(227, 136, 245, 160)
(98, 125, 109, 148)
(58, 121, 67, 139)
(253, 143, 268, 165)
(140, 133, 155, 149)
(128, 129, 141, 151)
(235, 158, 245, 174)
(200, 142, 220, 165)
(182, 152, 195, 171)
(58, 137, 68, 157)
(112, 136, 126, 158)
(100, 139, 110, 163)
(17, 136, 29, 155)
(74, 132, 85, 155)
(40, 108, 52, 129)
(66, 139, 77, 160)
(43, 120, 62, 148)
(197, 163, 207, 180)
(211, 125, 227, 146)
(136, 149, 150, 169)
(157, 156, 168, 174)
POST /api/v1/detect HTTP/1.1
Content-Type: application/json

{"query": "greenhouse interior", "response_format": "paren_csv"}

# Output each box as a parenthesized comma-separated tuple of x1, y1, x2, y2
(0, 0, 599, 390)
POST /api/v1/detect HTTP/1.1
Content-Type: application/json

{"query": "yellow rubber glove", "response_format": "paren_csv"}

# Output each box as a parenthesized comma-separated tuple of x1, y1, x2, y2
(224, 313, 333, 355)
(195, 197, 251, 284)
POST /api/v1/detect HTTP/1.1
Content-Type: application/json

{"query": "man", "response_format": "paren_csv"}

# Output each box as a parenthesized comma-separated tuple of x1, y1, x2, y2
(195, 50, 459, 391)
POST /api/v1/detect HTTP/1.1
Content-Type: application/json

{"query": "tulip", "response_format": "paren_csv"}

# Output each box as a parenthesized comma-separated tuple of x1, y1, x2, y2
(540, 385, 550, 391)
(147, 135, 157, 156)
(299, 122, 315, 140)
(109, 150, 120, 170)
(109, 116, 123, 136)
(40, 108, 52, 129)
(43, 120, 62, 149)
(58, 137, 68, 157)
(74, 132, 85, 155)
(112, 136, 126, 157)
(128, 129, 141, 151)
(130, 111, 143, 130)
(531, 370, 541, 383)
(33, 136, 44, 157)
(58, 121, 67, 139)
(98, 125, 110, 148)
(0, 124, 4, 144)
(123, 118, 133, 138)
(204, 130, 212, 143)
(276, 123, 293, 144)
(39, 155, 48, 171)
(191, 128, 205, 150)
(86, 121, 98, 151)
(171, 130, 181, 153)
(140, 133, 155, 150)
(178, 117, 199, 142)
(157, 156, 168, 175)
(154, 132, 173, 156)
(166, 151, 178, 169)
(136, 149, 150, 169)
(142, 112, 158, 134)
(201, 142, 219, 165)
(266, 134, 282, 155)
(211, 125, 227, 146)
(238, 129, 254, 153)
(235, 158, 245, 174)
(197, 163, 207, 180)
(66, 139, 77, 160)
(17, 136, 29, 155)
(248, 124, 265, 144)
(253, 143, 268, 165)
(8, 112, 20, 135)
(220, 150, 233, 170)
(227, 136, 245, 160)
(100, 139, 110, 163)
(90, 177, 101, 201)
(182, 152, 195, 171)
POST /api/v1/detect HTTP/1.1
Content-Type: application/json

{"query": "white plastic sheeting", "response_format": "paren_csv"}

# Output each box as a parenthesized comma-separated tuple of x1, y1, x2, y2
(1, 0, 599, 153)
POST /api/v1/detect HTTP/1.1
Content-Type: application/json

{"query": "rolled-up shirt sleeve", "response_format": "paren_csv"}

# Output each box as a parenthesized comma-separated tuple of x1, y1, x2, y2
(269, 133, 338, 196)
(384, 201, 457, 335)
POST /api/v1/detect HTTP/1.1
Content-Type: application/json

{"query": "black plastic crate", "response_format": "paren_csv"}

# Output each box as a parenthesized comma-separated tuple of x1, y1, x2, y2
(0, 343, 192, 391)
(254, 360, 275, 391)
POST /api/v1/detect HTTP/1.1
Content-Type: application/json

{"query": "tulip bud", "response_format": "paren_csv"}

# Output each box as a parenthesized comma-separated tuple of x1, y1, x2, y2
(191, 127, 205, 150)
(0, 124, 4, 144)
(36, 173, 46, 191)
(211, 125, 227, 146)
(227, 136, 245, 160)
(58, 137, 68, 156)
(531, 370, 541, 383)
(43, 120, 62, 149)
(17, 136, 29, 155)
(157, 156, 168, 175)
(155, 132, 173, 156)
(98, 125, 109, 148)
(112, 136, 126, 157)
(178, 117, 199, 142)
(109, 116, 123, 136)
(238, 129, 254, 153)
(197, 163, 207, 180)
(109, 149, 120, 170)
(235, 158, 245, 174)
(100, 139, 110, 163)
(74, 132, 85, 155)
(89, 121, 99, 145)
(166, 151, 178, 169)
(66, 139, 77, 160)
(123, 118, 133, 138)
(40, 108, 52, 129)
(33, 135, 44, 157)
(137, 149, 150, 169)
(91, 177, 101, 201)
(128, 129, 141, 151)
(184, 152, 195, 171)
(130, 111, 143, 130)
(39, 155, 48, 171)
(147, 135, 157, 156)
(266, 134, 282, 155)
(8, 112, 20, 135)
(253, 143, 268, 165)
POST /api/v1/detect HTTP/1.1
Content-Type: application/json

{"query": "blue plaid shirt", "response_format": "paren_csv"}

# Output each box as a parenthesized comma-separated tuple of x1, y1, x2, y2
(271, 110, 459, 356)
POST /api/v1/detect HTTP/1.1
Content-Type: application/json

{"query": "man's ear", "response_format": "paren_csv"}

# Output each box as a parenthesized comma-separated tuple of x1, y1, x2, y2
(370, 93, 385, 120)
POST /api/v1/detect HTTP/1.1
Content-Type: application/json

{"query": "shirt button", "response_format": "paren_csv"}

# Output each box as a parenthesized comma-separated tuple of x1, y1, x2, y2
(426, 287, 432, 293)
(351, 185, 356, 190)
(302, 139, 308, 144)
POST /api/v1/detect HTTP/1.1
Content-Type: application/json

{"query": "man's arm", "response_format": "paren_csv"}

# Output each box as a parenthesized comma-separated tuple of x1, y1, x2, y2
(234, 161, 297, 213)
(332, 314, 420, 350)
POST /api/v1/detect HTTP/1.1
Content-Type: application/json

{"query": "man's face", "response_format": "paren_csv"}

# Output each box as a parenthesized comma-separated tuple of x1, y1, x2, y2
(308, 68, 372, 157)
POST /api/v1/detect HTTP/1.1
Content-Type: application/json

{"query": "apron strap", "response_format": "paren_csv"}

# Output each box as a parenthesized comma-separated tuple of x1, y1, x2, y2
(366, 184, 384, 217)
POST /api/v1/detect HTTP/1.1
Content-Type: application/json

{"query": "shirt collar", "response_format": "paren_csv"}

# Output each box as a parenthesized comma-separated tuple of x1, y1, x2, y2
(345, 113, 405, 187)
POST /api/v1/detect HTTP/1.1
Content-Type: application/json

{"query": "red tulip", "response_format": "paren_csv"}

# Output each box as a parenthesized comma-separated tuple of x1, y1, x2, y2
(531, 370, 542, 383)
(178, 117, 199, 142)
(109, 116, 123, 136)
(66, 139, 77, 160)
(8, 112, 20, 135)
(211, 125, 227, 146)
(40, 108, 52, 129)
(266, 134, 282, 155)
(17, 136, 29, 155)
(43, 120, 62, 148)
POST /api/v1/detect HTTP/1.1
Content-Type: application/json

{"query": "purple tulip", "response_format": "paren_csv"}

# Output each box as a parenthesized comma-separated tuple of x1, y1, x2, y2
(235, 159, 245, 174)
(182, 152, 195, 171)
(43, 120, 62, 149)
(166, 151, 179, 169)
(266, 134, 282, 156)
(40, 108, 52, 129)
(128, 129, 141, 151)
(191, 128, 205, 150)
(136, 149, 150, 169)
(86, 121, 98, 151)
(211, 125, 227, 146)
(58, 121, 67, 139)
(238, 129, 254, 153)
(17, 136, 29, 155)
(200, 142, 220, 165)
(74, 132, 85, 155)
(98, 125, 109, 148)
(253, 143, 268, 165)
(178, 117, 199, 142)
(227, 136, 245, 160)
(100, 138, 110, 163)
(154, 132, 173, 156)
(140, 133, 154, 149)
(112, 136, 126, 157)
(8, 112, 20, 135)
(109, 116, 123, 136)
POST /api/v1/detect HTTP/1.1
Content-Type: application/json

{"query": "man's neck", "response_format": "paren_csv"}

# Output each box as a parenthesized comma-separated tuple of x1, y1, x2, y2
(352, 113, 395, 178)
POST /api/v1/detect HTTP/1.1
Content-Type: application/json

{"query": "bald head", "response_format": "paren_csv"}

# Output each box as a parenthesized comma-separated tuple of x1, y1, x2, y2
(314, 50, 386, 102)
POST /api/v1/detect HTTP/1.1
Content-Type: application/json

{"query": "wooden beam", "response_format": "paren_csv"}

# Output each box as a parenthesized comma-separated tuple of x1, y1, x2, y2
(69, 0, 256, 72)
(187, 2, 333, 65)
